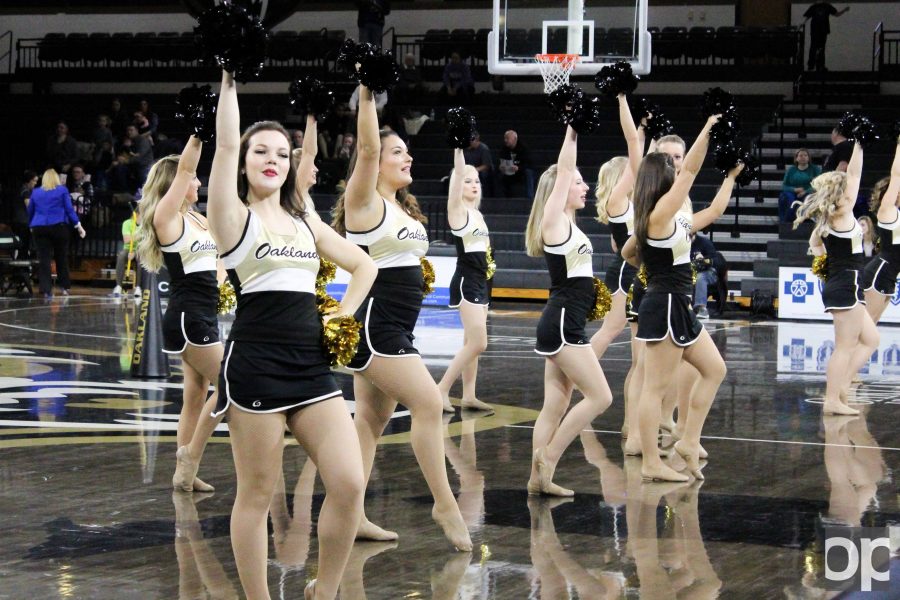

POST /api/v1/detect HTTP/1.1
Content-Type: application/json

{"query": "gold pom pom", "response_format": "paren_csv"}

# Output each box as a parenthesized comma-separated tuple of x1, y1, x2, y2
(316, 288, 341, 315)
(626, 282, 634, 310)
(587, 277, 612, 321)
(480, 544, 492, 566)
(421, 256, 435, 297)
(316, 259, 337, 292)
(691, 264, 698, 285)
(637, 264, 648, 286)
(321, 314, 362, 368)
(217, 280, 237, 314)
(811, 254, 829, 281)
(485, 246, 496, 281)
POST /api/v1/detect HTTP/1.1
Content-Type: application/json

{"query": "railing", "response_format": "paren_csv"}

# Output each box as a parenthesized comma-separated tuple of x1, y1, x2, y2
(0, 31, 12, 75)
(873, 23, 900, 76)
(874, 21, 884, 73)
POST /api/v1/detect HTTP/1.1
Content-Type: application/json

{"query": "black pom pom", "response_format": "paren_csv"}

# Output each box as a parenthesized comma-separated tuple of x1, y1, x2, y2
(629, 96, 654, 124)
(547, 85, 602, 134)
(547, 83, 582, 116)
(594, 61, 639, 97)
(852, 116, 879, 148)
(336, 38, 360, 76)
(445, 107, 477, 149)
(289, 76, 335, 121)
(735, 150, 760, 187)
(701, 87, 735, 118)
(713, 140, 742, 175)
(645, 112, 675, 140)
(357, 50, 400, 94)
(709, 107, 742, 146)
(194, 2, 269, 82)
(836, 111, 863, 138)
(175, 84, 217, 143)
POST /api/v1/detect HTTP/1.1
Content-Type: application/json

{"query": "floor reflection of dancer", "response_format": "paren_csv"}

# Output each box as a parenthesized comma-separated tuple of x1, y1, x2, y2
(270, 458, 317, 575)
(525, 125, 613, 496)
(862, 136, 900, 323)
(439, 148, 493, 412)
(331, 80, 472, 551)
(173, 493, 240, 599)
(443, 415, 486, 532)
(135, 136, 221, 492)
(624, 115, 738, 482)
(823, 412, 883, 525)
(794, 142, 878, 416)
(207, 70, 377, 600)
(589, 95, 645, 441)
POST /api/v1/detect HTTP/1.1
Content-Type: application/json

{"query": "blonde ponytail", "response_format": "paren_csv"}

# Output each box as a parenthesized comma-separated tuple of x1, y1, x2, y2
(793, 171, 847, 238)
(135, 156, 181, 272)
(525, 165, 559, 257)
(595, 156, 628, 224)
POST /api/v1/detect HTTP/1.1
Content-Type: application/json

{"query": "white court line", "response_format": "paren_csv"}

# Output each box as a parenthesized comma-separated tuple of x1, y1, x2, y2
(0, 301, 130, 340)
(504, 424, 900, 452)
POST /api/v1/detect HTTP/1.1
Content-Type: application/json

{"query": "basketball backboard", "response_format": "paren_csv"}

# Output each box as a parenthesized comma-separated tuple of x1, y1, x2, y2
(488, 0, 651, 76)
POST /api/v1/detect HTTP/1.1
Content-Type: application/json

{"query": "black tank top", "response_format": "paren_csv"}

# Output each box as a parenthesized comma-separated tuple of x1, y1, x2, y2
(823, 221, 864, 275)
(607, 202, 634, 257)
(876, 209, 900, 265)
(642, 212, 693, 295)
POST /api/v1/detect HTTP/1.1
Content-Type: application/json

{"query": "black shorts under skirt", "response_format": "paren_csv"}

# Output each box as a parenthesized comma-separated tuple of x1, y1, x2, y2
(635, 292, 703, 347)
(535, 284, 594, 355)
(862, 257, 899, 297)
(626, 279, 646, 323)
(213, 340, 341, 417)
(449, 269, 489, 307)
(604, 256, 638, 296)
(162, 309, 220, 354)
(823, 269, 865, 312)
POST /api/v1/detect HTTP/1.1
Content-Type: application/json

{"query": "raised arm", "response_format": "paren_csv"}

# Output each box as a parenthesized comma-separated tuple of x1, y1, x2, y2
(621, 235, 638, 267)
(446, 149, 467, 229)
(343, 84, 381, 215)
(294, 114, 321, 220)
(877, 137, 900, 223)
(153, 136, 202, 245)
(843, 141, 863, 206)
(207, 70, 249, 253)
(541, 126, 578, 245)
(607, 94, 641, 218)
(649, 115, 717, 230)
(309, 219, 377, 317)
(693, 164, 743, 231)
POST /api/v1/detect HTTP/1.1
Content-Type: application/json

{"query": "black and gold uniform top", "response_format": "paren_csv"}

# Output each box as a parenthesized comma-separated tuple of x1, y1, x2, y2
(450, 208, 490, 275)
(607, 201, 634, 256)
(823, 220, 865, 275)
(544, 221, 594, 301)
(346, 198, 429, 268)
(220, 210, 320, 345)
(642, 212, 693, 295)
(876, 208, 900, 264)
(159, 211, 218, 314)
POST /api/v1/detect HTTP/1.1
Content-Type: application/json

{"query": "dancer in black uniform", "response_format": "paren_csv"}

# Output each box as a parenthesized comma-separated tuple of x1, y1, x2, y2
(794, 142, 879, 416)
(331, 80, 472, 551)
(438, 150, 493, 412)
(524, 125, 613, 496)
(624, 114, 740, 482)
(135, 137, 221, 493)
(207, 70, 377, 600)
(862, 135, 900, 323)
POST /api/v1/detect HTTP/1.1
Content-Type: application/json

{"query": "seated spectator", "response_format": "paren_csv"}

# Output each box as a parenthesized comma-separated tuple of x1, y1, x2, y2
(858, 215, 876, 257)
(108, 97, 130, 139)
(824, 127, 852, 173)
(66, 164, 94, 221)
(497, 129, 536, 199)
(120, 124, 154, 190)
(395, 53, 425, 104)
(46, 121, 79, 174)
(463, 132, 493, 197)
(91, 115, 114, 162)
(442, 52, 474, 100)
(779, 148, 820, 222)
(292, 128, 304, 151)
(691, 232, 719, 319)
(111, 211, 141, 299)
(136, 98, 159, 141)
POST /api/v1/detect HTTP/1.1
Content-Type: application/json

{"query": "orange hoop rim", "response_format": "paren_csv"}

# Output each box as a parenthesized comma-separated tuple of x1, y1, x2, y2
(534, 53, 581, 65)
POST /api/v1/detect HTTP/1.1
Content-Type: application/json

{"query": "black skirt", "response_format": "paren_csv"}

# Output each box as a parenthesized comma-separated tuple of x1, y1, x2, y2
(213, 340, 341, 417)
(823, 269, 865, 312)
(346, 266, 424, 372)
(162, 309, 220, 354)
(604, 255, 638, 296)
(535, 282, 594, 355)
(635, 291, 703, 347)
(862, 257, 899, 297)
(449, 267, 489, 307)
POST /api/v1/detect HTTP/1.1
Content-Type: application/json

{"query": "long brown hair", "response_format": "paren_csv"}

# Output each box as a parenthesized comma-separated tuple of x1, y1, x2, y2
(632, 153, 676, 261)
(870, 176, 895, 212)
(238, 120, 305, 218)
(331, 130, 426, 234)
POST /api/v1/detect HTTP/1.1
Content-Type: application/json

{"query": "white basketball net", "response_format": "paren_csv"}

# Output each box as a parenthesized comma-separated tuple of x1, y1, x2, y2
(535, 54, 580, 93)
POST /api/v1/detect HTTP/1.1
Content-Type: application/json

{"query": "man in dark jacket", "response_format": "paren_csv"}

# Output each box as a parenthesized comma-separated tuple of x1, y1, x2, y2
(803, 2, 849, 71)
(497, 130, 536, 199)
(358, 0, 390, 47)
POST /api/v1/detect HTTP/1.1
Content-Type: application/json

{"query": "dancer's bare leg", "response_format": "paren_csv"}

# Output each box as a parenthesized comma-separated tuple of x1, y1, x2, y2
(623, 338, 645, 455)
(824, 306, 876, 415)
(621, 324, 639, 438)
(639, 340, 689, 482)
(438, 302, 490, 411)
(840, 308, 879, 403)
(590, 292, 628, 360)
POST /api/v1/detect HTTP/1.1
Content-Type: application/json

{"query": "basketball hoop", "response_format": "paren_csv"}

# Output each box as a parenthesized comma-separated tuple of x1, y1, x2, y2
(535, 54, 580, 93)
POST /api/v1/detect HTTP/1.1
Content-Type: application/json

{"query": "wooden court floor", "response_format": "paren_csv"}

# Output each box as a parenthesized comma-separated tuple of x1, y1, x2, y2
(2, 290, 900, 599)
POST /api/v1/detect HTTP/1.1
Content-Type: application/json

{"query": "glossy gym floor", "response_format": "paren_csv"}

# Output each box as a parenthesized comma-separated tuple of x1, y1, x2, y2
(1, 290, 899, 599)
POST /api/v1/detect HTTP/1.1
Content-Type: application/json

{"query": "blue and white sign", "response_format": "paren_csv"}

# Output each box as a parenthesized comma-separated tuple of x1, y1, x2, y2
(777, 321, 900, 377)
(778, 267, 900, 324)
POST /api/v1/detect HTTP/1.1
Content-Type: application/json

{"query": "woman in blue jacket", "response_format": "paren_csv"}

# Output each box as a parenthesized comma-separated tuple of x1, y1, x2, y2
(28, 169, 86, 297)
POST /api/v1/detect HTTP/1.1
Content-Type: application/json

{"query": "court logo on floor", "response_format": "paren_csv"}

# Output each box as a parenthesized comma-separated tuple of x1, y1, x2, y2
(824, 526, 895, 592)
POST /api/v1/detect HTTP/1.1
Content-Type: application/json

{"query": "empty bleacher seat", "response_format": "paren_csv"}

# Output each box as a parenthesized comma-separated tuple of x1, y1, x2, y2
(686, 27, 715, 62)
(450, 29, 476, 60)
(38, 32, 66, 63)
(422, 29, 451, 62)
(655, 26, 685, 62)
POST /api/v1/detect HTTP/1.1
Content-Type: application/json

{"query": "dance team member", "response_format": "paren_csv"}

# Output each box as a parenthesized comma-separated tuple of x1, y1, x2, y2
(525, 125, 613, 496)
(438, 146, 493, 412)
(135, 137, 221, 493)
(207, 70, 377, 600)
(625, 114, 740, 482)
(292, 113, 322, 220)
(862, 135, 900, 323)
(794, 141, 878, 416)
(331, 80, 472, 551)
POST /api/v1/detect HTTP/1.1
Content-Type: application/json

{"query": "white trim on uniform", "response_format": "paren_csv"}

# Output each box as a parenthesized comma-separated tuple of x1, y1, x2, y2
(634, 293, 702, 347)
(344, 297, 419, 373)
(825, 270, 866, 312)
(864, 258, 890, 294)
(162, 311, 221, 354)
(534, 307, 592, 356)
